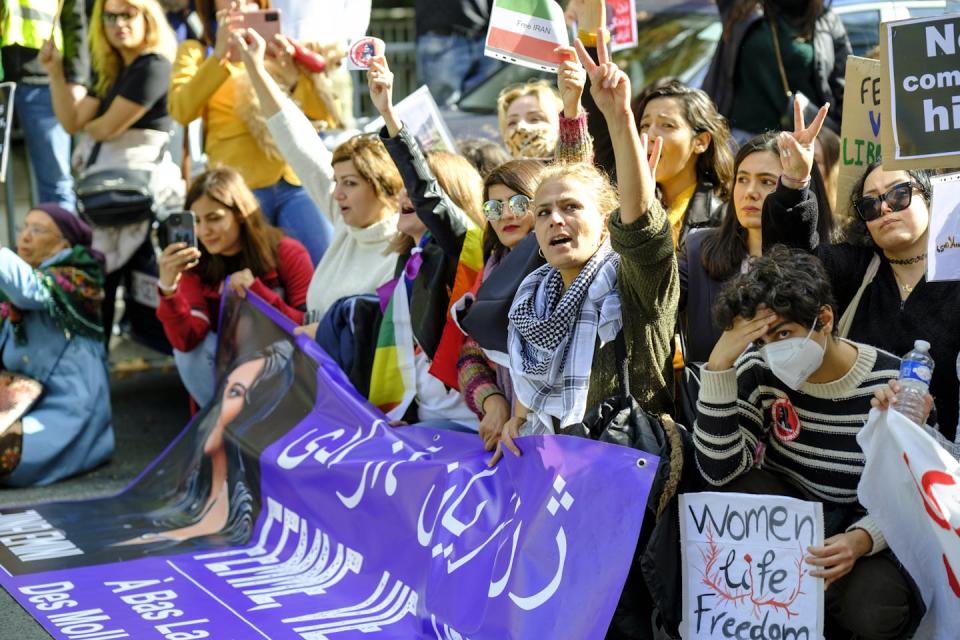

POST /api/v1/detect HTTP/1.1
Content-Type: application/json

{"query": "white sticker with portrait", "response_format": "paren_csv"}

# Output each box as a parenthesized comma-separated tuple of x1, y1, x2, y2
(927, 172, 960, 282)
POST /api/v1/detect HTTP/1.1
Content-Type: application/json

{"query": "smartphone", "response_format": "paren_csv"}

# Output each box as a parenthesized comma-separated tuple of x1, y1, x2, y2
(241, 8, 282, 42)
(163, 211, 197, 250)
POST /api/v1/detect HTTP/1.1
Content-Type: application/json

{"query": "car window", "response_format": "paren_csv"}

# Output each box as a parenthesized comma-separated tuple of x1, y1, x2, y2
(839, 10, 883, 57)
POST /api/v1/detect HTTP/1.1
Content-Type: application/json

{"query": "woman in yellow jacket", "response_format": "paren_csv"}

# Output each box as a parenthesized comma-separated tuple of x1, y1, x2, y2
(168, 0, 337, 265)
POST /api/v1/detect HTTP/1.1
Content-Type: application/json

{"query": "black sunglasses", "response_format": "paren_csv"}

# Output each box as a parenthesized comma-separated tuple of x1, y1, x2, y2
(102, 9, 140, 24)
(854, 182, 920, 222)
(483, 194, 530, 221)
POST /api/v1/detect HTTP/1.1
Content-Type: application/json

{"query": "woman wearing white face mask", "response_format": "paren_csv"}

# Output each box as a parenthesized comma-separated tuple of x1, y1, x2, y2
(695, 246, 923, 639)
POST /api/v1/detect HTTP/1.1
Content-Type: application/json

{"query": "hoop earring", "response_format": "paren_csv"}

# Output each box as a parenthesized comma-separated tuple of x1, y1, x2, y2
(538, 247, 545, 258)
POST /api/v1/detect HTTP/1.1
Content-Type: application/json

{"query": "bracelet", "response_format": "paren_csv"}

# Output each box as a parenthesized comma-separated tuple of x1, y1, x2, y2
(781, 174, 810, 189)
(157, 280, 178, 295)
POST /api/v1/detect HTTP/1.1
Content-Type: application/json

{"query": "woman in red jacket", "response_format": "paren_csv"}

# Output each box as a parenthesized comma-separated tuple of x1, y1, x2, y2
(157, 167, 312, 406)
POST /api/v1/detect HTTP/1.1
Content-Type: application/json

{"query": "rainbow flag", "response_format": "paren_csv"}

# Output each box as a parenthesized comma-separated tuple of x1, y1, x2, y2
(485, 0, 569, 73)
(368, 279, 416, 420)
(428, 225, 486, 390)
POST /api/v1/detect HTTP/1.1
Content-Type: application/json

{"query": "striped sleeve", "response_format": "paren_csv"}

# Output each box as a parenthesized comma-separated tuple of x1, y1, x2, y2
(554, 111, 594, 165)
(694, 353, 766, 486)
(458, 336, 503, 419)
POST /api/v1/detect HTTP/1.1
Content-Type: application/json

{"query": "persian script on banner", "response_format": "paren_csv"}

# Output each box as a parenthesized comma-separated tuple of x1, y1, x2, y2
(485, 0, 569, 72)
(927, 172, 960, 282)
(858, 409, 960, 638)
(0, 291, 659, 640)
(679, 492, 825, 640)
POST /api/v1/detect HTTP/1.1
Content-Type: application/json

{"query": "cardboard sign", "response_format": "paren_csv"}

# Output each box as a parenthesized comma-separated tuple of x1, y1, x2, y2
(927, 172, 960, 282)
(881, 13, 960, 169)
(608, 0, 638, 53)
(364, 85, 458, 153)
(0, 82, 17, 182)
(679, 492, 825, 640)
(837, 57, 882, 220)
(485, 0, 569, 73)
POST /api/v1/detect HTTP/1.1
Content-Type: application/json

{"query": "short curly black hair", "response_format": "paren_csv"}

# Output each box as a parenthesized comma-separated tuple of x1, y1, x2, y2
(713, 246, 838, 335)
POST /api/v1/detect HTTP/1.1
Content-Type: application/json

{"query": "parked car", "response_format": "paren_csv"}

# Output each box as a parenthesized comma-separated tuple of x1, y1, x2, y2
(443, 0, 958, 141)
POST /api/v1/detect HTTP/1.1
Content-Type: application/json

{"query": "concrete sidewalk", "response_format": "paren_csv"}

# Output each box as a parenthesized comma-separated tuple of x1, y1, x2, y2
(0, 340, 190, 639)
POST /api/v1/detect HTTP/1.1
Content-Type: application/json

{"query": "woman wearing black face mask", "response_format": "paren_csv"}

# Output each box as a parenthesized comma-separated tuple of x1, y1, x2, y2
(703, 0, 851, 141)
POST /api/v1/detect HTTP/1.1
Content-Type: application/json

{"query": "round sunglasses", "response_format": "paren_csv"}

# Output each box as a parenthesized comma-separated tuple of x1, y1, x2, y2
(853, 181, 921, 222)
(482, 194, 530, 222)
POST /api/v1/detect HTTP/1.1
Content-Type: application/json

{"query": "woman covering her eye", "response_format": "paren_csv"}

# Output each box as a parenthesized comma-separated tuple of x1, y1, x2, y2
(679, 124, 834, 367)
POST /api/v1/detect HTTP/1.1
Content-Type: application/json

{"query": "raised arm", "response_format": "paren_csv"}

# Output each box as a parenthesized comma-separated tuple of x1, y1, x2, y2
(368, 55, 472, 257)
(553, 45, 594, 164)
(760, 99, 830, 254)
(574, 34, 661, 224)
(37, 38, 99, 135)
(236, 29, 336, 219)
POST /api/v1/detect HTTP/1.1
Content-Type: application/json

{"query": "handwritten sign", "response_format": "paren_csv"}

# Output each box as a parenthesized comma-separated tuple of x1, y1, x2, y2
(608, 0, 638, 53)
(837, 57, 882, 220)
(0, 82, 17, 183)
(679, 492, 824, 640)
(881, 13, 960, 169)
(364, 85, 458, 153)
(927, 172, 960, 282)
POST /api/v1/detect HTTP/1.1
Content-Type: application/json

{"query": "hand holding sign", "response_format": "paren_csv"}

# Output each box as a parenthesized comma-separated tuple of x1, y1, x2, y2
(777, 97, 830, 186)
(367, 56, 395, 118)
(37, 39, 62, 75)
(806, 529, 873, 588)
(554, 46, 586, 118)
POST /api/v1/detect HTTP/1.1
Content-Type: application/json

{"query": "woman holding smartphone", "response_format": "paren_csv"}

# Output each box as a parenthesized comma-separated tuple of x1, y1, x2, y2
(157, 168, 313, 407)
(168, 0, 338, 264)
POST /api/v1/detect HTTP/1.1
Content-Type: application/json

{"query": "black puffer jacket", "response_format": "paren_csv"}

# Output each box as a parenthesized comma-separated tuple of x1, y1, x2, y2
(702, 0, 851, 132)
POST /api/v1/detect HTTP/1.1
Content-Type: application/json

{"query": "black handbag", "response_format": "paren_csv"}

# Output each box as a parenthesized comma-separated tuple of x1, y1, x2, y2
(75, 141, 162, 227)
(559, 330, 689, 521)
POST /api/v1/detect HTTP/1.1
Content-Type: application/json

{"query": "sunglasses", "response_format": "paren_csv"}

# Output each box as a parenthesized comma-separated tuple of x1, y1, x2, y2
(854, 182, 920, 222)
(102, 9, 140, 25)
(482, 194, 530, 222)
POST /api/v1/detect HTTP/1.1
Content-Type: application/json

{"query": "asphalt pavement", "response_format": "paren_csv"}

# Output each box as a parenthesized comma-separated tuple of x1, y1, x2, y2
(0, 340, 190, 639)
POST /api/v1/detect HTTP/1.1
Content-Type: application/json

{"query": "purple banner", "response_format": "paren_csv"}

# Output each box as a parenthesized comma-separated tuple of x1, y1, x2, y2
(0, 293, 657, 639)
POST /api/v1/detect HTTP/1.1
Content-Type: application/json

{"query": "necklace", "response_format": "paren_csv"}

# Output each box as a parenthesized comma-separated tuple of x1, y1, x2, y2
(888, 253, 927, 265)
(892, 270, 920, 294)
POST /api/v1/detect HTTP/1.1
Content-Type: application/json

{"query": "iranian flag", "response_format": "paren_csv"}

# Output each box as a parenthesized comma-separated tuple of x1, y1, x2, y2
(485, 0, 569, 73)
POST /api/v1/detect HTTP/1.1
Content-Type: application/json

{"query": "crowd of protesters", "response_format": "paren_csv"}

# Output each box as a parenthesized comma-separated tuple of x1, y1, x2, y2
(1, 0, 958, 637)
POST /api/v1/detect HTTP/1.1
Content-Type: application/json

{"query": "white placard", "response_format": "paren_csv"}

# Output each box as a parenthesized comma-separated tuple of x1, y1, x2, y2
(927, 172, 960, 282)
(679, 492, 824, 639)
(364, 85, 458, 154)
(0, 82, 17, 182)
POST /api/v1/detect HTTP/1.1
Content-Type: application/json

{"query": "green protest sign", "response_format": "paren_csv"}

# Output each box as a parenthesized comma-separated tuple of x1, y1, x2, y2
(881, 13, 960, 169)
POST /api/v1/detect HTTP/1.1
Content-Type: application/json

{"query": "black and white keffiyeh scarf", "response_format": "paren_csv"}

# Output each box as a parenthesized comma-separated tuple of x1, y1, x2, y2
(507, 242, 622, 433)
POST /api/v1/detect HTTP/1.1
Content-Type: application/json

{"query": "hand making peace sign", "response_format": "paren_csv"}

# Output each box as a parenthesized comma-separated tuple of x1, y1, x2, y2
(778, 97, 830, 185)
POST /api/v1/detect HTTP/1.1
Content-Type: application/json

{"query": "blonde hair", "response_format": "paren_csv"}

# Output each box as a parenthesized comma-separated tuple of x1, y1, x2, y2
(536, 162, 620, 221)
(496, 79, 562, 137)
(386, 150, 486, 255)
(90, 0, 177, 97)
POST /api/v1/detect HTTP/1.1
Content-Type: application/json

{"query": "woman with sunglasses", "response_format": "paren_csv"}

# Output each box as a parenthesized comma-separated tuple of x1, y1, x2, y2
(764, 157, 958, 441)
(457, 160, 545, 450)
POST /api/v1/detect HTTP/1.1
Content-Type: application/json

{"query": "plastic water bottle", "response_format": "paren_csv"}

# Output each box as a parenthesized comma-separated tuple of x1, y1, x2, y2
(898, 340, 935, 424)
